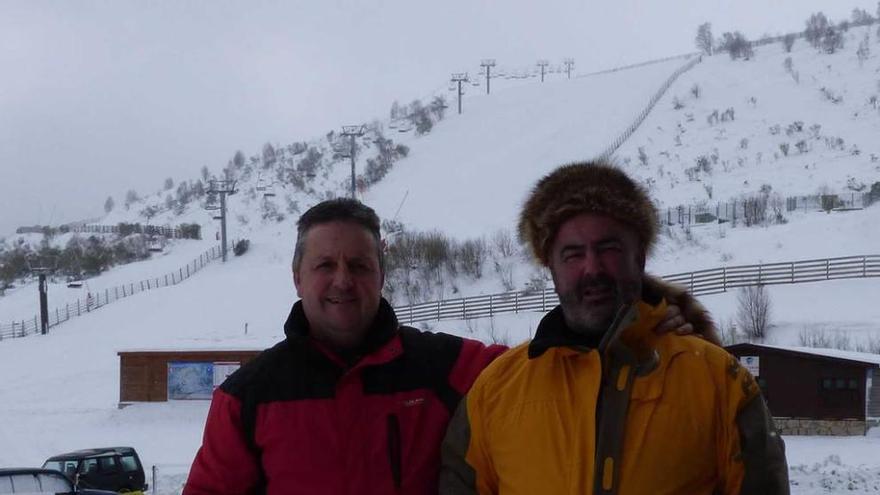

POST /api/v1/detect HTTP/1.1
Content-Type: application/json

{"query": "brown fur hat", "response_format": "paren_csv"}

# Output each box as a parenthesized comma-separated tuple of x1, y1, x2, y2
(518, 160, 660, 265)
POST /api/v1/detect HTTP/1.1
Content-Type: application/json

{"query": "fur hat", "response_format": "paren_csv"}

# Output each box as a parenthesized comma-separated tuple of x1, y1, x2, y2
(518, 160, 659, 265)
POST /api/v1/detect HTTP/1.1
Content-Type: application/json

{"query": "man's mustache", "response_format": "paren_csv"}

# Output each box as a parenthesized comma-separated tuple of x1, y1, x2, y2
(575, 275, 617, 298)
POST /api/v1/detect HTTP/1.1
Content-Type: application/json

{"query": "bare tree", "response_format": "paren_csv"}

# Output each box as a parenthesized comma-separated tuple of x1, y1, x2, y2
(718, 32, 753, 60)
(737, 285, 772, 340)
(233, 150, 246, 169)
(822, 26, 844, 54)
(695, 23, 714, 55)
(103, 196, 115, 214)
(262, 143, 277, 168)
(852, 8, 873, 25)
(804, 12, 829, 49)
(857, 34, 871, 67)
(163, 177, 174, 190)
(124, 189, 140, 210)
(782, 33, 796, 53)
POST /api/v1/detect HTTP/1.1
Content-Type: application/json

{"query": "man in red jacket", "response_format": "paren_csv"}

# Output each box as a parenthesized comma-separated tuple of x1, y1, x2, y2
(184, 198, 507, 495)
(184, 198, 705, 494)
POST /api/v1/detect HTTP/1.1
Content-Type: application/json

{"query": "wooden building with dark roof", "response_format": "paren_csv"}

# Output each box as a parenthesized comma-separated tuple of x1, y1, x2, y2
(726, 343, 880, 435)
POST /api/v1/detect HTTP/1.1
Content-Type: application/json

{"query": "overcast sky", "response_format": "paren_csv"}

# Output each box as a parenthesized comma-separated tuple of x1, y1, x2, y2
(1, 0, 876, 236)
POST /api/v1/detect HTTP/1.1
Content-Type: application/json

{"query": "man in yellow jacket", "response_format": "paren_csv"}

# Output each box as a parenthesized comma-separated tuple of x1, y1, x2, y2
(440, 161, 789, 495)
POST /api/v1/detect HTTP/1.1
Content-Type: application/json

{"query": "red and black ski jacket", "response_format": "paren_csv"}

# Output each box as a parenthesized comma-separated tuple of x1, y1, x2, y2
(184, 298, 506, 495)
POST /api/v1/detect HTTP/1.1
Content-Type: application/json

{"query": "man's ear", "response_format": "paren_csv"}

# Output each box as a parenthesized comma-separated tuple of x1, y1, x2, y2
(293, 269, 302, 297)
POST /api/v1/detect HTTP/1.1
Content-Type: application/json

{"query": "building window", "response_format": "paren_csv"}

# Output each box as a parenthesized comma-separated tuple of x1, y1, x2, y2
(819, 376, 860, 411)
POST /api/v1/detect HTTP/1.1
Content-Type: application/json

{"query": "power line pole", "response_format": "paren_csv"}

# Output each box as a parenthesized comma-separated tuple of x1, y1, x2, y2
(537, 60, 549, 82)
(480, 59, 495, 95)
(207, 178, 237, 262)
(451, 73, 469, 114)
(563, 58, 575, 79)
(26, 256, 55, 335)
(341, 125, 366, 198)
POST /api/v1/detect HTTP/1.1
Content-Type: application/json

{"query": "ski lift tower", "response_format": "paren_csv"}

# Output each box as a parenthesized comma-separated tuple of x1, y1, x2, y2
(563, 58, 575, 79)
(340, 125, 366, 199)
(26, 255, 56, 335)
(480, 59, 495, 95)
(207, 179, 237, 262)
(537, 60, 549, 82)
(450, 73, 469, 114)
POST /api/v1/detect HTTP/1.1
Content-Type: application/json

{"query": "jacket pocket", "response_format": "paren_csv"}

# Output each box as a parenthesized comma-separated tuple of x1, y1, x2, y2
(387, 414, 402, 489)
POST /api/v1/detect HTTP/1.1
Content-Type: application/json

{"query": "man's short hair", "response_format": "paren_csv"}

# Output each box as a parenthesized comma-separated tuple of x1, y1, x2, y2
(292, 198, 383, 272)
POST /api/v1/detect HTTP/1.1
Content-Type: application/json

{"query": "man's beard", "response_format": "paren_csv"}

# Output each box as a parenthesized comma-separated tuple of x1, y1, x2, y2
(558, 274, 638, 336)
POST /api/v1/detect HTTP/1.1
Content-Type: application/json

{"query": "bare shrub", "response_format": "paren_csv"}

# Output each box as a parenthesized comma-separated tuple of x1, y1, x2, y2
(805, 12, 829, 48)
(736, 285, 772, 340)
(456, 239, 486, 278)
(778, 143, 790, 156)
(638, 147, 649, 167)
(718, 317, 743, 345)
(494, 260, 515, 291)
(782, 33, 796, 52)
(491, 229, 515, 258)
(718, 31, 754, 59)
(798, 326, 834, 348)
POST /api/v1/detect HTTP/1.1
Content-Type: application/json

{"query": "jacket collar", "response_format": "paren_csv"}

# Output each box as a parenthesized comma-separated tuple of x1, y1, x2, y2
(528, 303, 637, 359)
(283, 297, 400, 366)
(528, 277, 668, 360)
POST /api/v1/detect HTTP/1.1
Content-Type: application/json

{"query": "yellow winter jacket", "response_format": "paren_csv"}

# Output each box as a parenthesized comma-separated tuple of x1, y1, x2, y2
(440, 296, 788, 495)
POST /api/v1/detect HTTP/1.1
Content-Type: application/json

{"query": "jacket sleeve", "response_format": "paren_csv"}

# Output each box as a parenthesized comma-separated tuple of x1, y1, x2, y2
(183, 389, 263, 495)
(447, 338, 507, 395)
(439, 394, 498, 495)
(717, 358, 790, 495)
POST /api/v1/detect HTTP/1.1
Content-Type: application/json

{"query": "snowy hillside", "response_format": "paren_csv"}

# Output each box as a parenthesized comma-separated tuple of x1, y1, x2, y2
(2, 22, 880, 494)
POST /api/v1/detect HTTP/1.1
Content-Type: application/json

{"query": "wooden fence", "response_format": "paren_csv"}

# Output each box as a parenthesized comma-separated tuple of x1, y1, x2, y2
(0, 244, 227, 340)
(597, 54, 703, 161)
(393, 254, 880, 324)
(661, 190, 879, 228)
(16, 223, 196, 239)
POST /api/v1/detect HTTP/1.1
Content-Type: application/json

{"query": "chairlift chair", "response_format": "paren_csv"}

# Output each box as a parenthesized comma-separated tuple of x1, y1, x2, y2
(148, 235, 164, 252)
(263, 183, 276, 198)
(66, 276, 84, 289)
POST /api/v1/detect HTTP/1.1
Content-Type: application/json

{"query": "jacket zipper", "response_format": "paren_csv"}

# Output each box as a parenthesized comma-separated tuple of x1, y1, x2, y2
(387, 413, 402, 490)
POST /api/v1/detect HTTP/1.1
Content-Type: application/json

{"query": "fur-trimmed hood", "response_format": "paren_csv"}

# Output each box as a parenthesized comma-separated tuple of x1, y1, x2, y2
(643, 274, 720, 345)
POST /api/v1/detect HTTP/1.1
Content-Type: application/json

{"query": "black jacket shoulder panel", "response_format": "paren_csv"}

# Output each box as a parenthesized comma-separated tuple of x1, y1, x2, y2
(220, 337, 341, 403)
(362, 326, 465, 413)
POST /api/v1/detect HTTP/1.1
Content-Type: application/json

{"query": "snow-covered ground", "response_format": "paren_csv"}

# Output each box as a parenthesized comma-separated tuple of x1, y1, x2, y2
(2, 25, 880, 494)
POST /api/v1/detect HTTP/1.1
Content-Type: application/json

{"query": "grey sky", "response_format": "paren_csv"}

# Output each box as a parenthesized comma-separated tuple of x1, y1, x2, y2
(1, 0, 875, 236)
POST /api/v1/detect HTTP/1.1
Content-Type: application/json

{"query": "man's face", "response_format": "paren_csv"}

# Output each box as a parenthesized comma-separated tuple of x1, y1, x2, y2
(293, 221, 383, 349)
(548, 213, 644, 336)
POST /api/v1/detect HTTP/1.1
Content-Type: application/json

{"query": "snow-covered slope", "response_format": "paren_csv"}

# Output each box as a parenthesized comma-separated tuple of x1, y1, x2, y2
(1, 24, 880, 493)
(364, 57, 688, 238)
